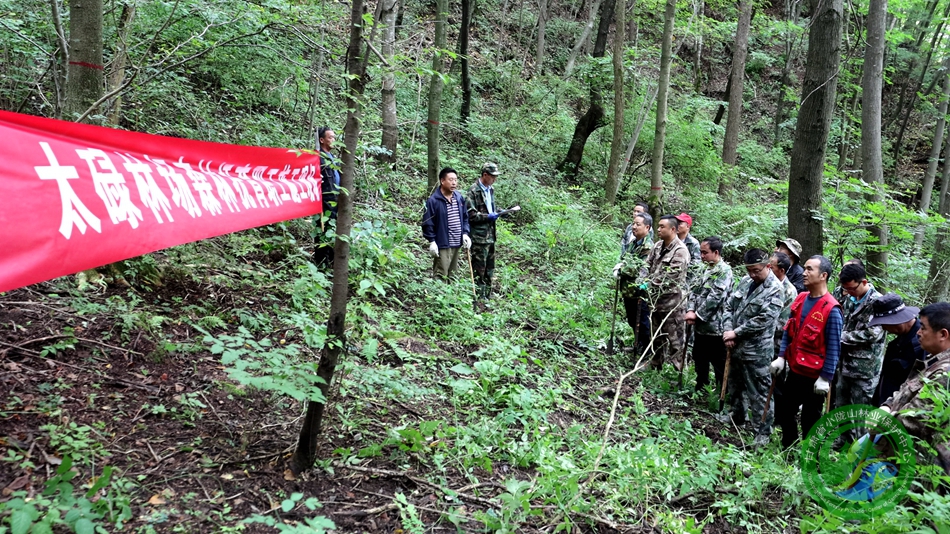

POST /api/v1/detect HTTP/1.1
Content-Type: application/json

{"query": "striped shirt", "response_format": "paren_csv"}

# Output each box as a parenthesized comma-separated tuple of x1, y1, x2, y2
(446, 193, 461, 247)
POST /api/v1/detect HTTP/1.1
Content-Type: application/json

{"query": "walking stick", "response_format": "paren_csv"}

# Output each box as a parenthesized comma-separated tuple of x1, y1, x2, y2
(633, 294, 643, 355)
(719, 347, 731, 412)
(761, 379, 776, 423)
(679, 323, 692, 388)
(607, 278, 621, 355)
(824, 389, 832, 414)
(466, 247, 478, 311)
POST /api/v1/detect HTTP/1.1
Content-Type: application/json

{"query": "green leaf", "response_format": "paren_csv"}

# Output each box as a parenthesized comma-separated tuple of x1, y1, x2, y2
(74, 518, 95, 534)
(30, 521, 53, 534)
(281, 499, 295, 512)
(9, 510, 32, 534)
(449, 363, 474, 375)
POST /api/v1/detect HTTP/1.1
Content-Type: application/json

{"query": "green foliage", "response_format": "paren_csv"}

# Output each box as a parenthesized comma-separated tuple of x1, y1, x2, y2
(0, 456, 133, 534)
(201, 326, 327, 403)
(241, 493, 334, 533)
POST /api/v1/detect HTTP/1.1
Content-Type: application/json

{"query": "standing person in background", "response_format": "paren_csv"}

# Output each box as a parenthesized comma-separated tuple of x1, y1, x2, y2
(640, 216, 691, 370)
(832, 258, 863, 303)
(422, 168, 471, 277)
(466, 163, 502, 301)
(634, 202, 654, 240)
(313, 126, 341, 269)
(775, 238, 805, 293)
(675, 213, 701, 264)
(685, 236, 734, 392)
(720, 249, 784, 447)
(770, 252, 799, 359)
(615, 212, 654, 354)
(835, 263, 885, 421)
(771, 256, 842, 449)
(869, 293, 925, 406)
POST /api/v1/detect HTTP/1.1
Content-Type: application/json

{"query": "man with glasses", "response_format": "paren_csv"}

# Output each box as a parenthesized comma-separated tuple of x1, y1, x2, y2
(771, 256, 843, 449)
(720, 249, 784, 447)
(769, 252, 799, 359)
(835, 263, 885, 417)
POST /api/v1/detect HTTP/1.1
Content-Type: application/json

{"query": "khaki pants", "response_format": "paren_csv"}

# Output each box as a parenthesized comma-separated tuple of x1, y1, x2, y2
(433, 247, 461, 277)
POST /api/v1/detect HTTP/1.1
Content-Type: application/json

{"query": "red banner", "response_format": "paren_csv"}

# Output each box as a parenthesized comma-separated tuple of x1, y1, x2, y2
(0, 110, 322, 292)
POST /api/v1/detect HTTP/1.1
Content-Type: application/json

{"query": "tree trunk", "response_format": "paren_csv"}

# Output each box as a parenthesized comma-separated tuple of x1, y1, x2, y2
(648, 0, 676, 209)
(65, 0, 104, 121)
(787, 0, 842, 256)
(460, 0, 472, 124)
(619, 84, 657, 176)
(426, 0, 449, 193)
(380, 0, 398, 161)
(719, 0, 752, 195)
(836, 88, 859, 170)
(605, 0, 626, 206)
(556, 0, 616, 177)
(863, 0, 887, 280)
(289, 0, 367, 475)
(940, 131, 950, 215)
(106, 2, 136, 127)
(693, 0, 704, 93)
(915, 57, 950, 248)
(536, 0, 548, 75)
(564, 0, 603, 77)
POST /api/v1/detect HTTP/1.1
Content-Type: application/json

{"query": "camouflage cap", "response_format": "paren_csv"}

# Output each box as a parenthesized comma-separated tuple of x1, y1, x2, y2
(776, 238, 802, 260)
(481, 162, 501, 176)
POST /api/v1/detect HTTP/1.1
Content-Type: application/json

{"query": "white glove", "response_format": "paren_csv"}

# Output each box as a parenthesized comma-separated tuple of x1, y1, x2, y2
(612, 262, 624, 279)
(769, 357, 786, 376)
(428, 241, 439, 257)
(879, 406, 891, 415)
(813, 377, 830, 395)
(462, 235, 472, 249)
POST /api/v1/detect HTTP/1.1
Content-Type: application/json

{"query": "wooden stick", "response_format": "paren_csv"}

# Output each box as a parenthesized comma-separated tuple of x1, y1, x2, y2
(761, 379, 776, 423)
(719, 347, 731, 412)
(466, 247, 478, 310)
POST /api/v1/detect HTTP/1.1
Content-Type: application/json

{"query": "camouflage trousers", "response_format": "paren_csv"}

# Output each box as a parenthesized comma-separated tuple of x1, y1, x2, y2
(726, 353, 774, 437)
(470, 242, 495, 299)
(835, 374, 879, 441)
(649, 308, 685, 371)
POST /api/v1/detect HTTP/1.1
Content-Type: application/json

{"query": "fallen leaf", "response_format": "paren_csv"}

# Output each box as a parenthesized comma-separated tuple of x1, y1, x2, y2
(147, 494, 166, 505)
(5, 475, 30, 491)
(283, 469, 295, 481)
(174, 383, 185, 392)
(221, 473, 234, 481)
(160, 373, 168, 381)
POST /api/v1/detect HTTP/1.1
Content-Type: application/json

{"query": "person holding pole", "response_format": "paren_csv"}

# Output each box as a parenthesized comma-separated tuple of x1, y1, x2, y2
(719, 248, 784, 448)
(771, 255, 843, 450)
(685, 236, 734, 393)
(421, 167, 471, 277)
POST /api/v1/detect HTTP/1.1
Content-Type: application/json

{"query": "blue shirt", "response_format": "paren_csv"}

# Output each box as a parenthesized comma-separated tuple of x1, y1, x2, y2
(477, 179, 495, 214)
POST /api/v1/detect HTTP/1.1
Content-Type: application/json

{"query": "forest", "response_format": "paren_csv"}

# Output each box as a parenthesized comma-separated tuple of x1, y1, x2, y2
(2, 0, 950, 530)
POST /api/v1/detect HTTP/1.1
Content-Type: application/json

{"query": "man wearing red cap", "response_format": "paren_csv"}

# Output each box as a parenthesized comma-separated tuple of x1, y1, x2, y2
(675, 213, 701, 264)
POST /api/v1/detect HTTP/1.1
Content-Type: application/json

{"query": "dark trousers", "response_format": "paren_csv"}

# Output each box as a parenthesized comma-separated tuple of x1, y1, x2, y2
(775, 370, 826, 449)
(622, 296, 651, 354)
(693, 333, 726, 391)
(471, 242, 495, 299)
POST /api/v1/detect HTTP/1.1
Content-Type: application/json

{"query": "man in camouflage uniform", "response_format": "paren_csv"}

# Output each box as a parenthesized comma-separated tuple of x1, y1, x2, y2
(639, 215, 691, 371)
(466, 163, 502, 300)
(836, 263, 885, 417)
(831, 258, 863, 304)
(685, 236, 734, 392)
(880, 302, 950, 476)
(614, 212, 654, 354)
(675, 213, 701, 264)
(720, 248, 785, 447)
(769, 252, 799, 357)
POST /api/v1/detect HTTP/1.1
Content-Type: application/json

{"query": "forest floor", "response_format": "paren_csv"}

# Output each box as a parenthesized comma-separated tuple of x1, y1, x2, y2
(0, 260, 786, 533)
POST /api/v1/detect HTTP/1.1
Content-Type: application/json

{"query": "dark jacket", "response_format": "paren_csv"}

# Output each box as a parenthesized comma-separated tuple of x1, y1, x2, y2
(465, 181, 497, 244)
(320, 151, 341, 217)
(787, 262, 805, 294)
(875, 319, 927, 405)
(422, 188, 470, 249)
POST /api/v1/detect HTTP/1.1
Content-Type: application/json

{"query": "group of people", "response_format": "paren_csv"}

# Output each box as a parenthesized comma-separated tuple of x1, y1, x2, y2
(614, 207, 949, 471)
(420, 163, 510, 302)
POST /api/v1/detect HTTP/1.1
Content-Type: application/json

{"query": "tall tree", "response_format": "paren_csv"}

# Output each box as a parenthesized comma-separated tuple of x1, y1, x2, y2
(536, 0, 548, 74)
(863, 0, 888, 278)
(771, 0, 802, 147)
(556, 0, 616, 177)
(564, 0, 604, 77)
(426, 0, 450, 192)
(605, 0, 626, 205)
(647, 0, 676, 209)
(380, 0, 399, 161)
(289, 0, 368, 475)
(915, 57, 950, 249)
(460, 0, 473, 124)
(65, 0, 104, 121)
(719, 0, 753, 195)
(787, 0, 843, 255)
